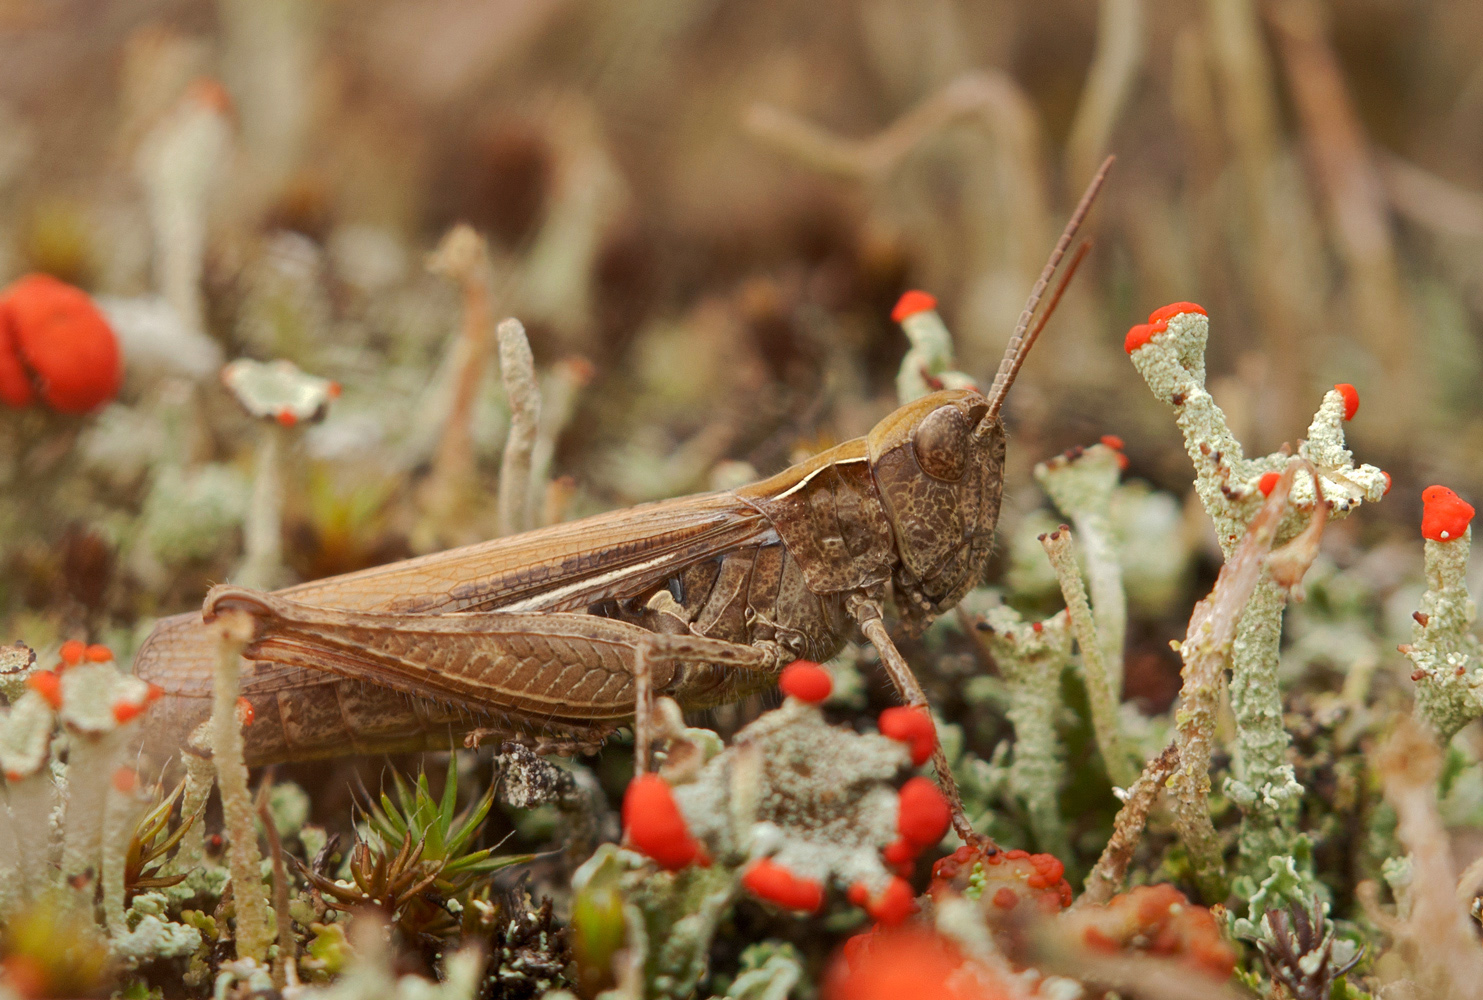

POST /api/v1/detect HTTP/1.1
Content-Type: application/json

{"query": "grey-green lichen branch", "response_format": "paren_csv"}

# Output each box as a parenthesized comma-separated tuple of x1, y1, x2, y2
(1128, 308, 1386, 913)
(1403, 527, 1483, 742)
(966, 603, 1073, 858)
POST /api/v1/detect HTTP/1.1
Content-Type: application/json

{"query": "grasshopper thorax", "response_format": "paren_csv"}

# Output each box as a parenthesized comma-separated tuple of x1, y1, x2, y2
(866, 387, 1005, 633)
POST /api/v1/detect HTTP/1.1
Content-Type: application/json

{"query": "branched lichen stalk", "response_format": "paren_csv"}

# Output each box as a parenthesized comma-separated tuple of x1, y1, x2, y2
(1403, 527, 1483, 742)
(1128, 309, 1385, 910)
(1041, 526, 1137, 788)
(496, 318, 541, 537)
(968, 606, 1073, 858)
(211, 611, 275, 962)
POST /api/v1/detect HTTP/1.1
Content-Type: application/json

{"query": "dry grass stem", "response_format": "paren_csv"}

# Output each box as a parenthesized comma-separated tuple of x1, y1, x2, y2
(1079, 743, 1179, 906)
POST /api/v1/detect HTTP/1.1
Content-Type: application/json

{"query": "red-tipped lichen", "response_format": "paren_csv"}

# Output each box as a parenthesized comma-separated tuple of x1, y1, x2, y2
(897, 776, 950, 850)
(779, 661, 832, 704)
(1258, 471, 1281, 496)
(622, 773, 706, 871)
(741, 858, 823, 912)
(1333, 383, 1359, 421)
(26, 671, 62, 709)
(891, 290, 938, 323)
(825, 928, 1007, 1000)
(1422, 486, 1475, 542)
(58, 640, 85, 668)
(1147, 302, 1208, 324)
(848, 876, 917, 926)
(0, 274, 122, 413)
(878, 706, 935, 766)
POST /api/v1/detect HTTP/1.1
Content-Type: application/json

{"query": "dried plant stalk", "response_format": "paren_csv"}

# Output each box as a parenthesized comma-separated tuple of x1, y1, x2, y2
(1376, 718, 1483, 998)
(211, 610, 275, 962)
(1079, 744, 1179, 906)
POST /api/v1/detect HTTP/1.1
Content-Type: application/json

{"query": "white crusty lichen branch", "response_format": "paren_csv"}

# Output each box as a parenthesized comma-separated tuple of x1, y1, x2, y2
(965, 603, 1073, 858)
(1403, 513, 1483, 743)
(1127, 305, 1386, 910)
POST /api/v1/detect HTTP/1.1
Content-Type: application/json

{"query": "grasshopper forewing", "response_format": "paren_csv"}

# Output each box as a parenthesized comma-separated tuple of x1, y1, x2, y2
(135, 157, 1113, 843)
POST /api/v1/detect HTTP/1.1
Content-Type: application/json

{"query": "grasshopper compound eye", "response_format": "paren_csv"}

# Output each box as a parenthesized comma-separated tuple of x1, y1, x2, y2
(913, 404, 969, 481)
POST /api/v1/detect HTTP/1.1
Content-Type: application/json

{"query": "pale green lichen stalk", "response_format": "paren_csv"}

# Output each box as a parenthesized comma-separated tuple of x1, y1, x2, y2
(894, 304, 980, 404)
(1035, 442, 1127, 692)
(1128, 308, 1387, 912)
(968, 604, 1073, 858)
(1404, 527, 1483, 742)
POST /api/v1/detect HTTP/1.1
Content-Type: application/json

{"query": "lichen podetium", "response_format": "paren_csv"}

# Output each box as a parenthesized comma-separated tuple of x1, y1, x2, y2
(1127, 305, 1387, 915)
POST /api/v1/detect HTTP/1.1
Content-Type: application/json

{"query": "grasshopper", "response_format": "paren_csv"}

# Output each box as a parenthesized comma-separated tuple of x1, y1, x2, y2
(135, 160, 1112, 841)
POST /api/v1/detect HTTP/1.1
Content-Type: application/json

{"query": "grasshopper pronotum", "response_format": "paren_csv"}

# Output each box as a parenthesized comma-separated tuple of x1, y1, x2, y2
(135, 159, 1113, 842)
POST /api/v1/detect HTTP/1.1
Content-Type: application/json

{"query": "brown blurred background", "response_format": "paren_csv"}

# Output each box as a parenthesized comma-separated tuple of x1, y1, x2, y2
(2, 0, 1482, 564)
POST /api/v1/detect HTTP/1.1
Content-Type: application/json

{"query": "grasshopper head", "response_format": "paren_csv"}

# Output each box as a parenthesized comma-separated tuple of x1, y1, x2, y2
(866, 388, 1005, 632)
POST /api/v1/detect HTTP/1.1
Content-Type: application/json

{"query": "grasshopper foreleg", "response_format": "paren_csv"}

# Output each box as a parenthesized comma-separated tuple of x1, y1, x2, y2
(847, 591, 991, 849)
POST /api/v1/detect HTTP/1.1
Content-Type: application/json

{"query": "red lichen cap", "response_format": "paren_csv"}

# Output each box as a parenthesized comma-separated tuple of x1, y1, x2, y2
(878, 705, 936, 766)
(849, 877, 917, 926)
(891, 290, 938, 323)
(1333, 383, 1359, 421)
(897, 776, 951, 849)
(1099, 434, 1124, 451)
(84, 643, 112, 663)
(112, 698, 144, 724)
(622, 773, 705, 871)
(26, 671, 62, 709)
(1382, 471, 1392, 495)
(1257, 471, 1280, 497)
(1146, 302, 1208, 325)
(1422, 486, 1475, 542)
(58, 639, 86, 668)
(1123, 323, 1156, 354)
(779, 661, 832, 704)
(741, 858, 824, 913)
(824, 928, 1004, 1000)
(0, 274, 122, 413)
(112, 767, 138, 794)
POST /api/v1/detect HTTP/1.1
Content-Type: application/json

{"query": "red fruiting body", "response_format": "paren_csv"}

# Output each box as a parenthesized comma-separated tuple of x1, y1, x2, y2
(1056, 884, 1236, 978)
(824, 928, 1005, 1000)
(235, 696, 255, 725)
(27, 671, 62, 709)
(1382, 471, 1392, 495)
(891, 290, 938, 323)
(0, 274, 122, 413)
(277, 409, 298, 427)
(622, 773, 705, 871)
(897, 776, 951, 849)
(1333, 383, 1359, 421)
(327, 381, 342, 398)
(1258, 471, 1280, 497)
(929, 845, 1074, 913)
(145, 683, 164, 702)
(866, 877, 916, 925)
(779, 661, 832, 704)
(1031, 621, 1043, 633)
(878, 706, 935, 766)
(1124, 323, 1155, 353)
(113, 700, 143, 724)
(58, 639, 85, 667)
(84, 643, 111, 662)
(1147, 302, 1208, 324)
(741, 858, 823, 913)
(112, 767, 137, 793)
(1422, 486, 1475, 542)
(1100, 434, 1124, 450)
(883, 837, 917, 875)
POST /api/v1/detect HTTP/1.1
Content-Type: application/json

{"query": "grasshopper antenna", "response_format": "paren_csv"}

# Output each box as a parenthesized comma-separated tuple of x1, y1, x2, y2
(984, 154, 1114, 421)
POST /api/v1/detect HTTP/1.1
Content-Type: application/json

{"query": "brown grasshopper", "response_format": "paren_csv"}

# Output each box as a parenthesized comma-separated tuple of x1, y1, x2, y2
(134, 159, 1112, 842)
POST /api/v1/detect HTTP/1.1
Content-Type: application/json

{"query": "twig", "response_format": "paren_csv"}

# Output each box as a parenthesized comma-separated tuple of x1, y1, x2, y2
(496, 317, 541, 537)
(1041, 525, 1136, 788)
(1079, 744, 1179, 906)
